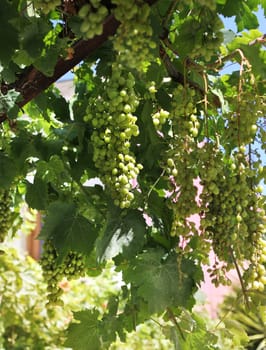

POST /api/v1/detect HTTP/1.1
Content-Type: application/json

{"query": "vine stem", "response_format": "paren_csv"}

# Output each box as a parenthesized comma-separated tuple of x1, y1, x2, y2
(202, 72, 209, 138)
(166, 307, 186, 341)
(229, 247, 250, 308)
(236, 49, 245, 148)
(147, 169, 165, 199)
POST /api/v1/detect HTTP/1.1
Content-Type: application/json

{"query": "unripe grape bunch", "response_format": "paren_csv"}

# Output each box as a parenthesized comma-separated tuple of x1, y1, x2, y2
(245, 237, 266, 292)
(226, 90, 265, 146)
(112, 0, 154, 70)
(198, 146, 266, 278)
(78, 0, 108, 39)
(0, 189, 13, 242)
(164, 85, 201, 239)
(40, 240, 86, 305)
(85, 62, 142, 208)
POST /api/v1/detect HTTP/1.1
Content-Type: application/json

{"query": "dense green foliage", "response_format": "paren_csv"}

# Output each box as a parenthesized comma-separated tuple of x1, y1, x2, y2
(0, 0, 265, 348)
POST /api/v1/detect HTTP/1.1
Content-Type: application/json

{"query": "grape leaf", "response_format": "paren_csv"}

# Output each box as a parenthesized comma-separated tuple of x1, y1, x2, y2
(20, 18, 51, 60)
(0, 89, 21, 116)
(0, 153, 17, 188)
(39, 201, 98, 258)
(227, 30, 266, 78)
(123, 249, 200, 313)
(25, 177, 48, 210)
(0, 1, 19, 64)
(235, 3, 259, 31)
(97, 209, 146, 262)
(65, 309, 101, 350)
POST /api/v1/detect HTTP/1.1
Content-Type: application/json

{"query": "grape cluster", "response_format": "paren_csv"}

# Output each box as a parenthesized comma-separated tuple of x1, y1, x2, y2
(244, 238, 266, 292)
(40, 240, 86, 305)
(225, 89, 265, 147)
(85, 62, 142, 208)
(78, 1, 108, 39)
(0, 189, 13, 242)
(198, 145, 266, 277)
(112, 0, 154, 70)
(33, 0, 61, 14)
(164, 85, 201, 239)
(167, 150, 199, 240)
(152, 109, 170, 130)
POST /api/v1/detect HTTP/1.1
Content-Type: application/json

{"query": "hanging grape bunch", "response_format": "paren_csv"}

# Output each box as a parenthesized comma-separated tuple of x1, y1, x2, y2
(85, 62, 142, 208)
(164, 84, 201, 239)
(78, 0, 108, 39)
(112, 0, 154, 70)
(40, 240, 86, 305)
(199, 146, 266, 273)
(245, 237, 266, 292)
(0, 189, 13, 242)
(225, 88, 265, 147)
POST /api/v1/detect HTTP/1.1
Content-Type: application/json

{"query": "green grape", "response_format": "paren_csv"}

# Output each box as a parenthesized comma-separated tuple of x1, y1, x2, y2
(245, 238, 266, 292)
(33, 0, 61, 14)
(161, 85, 202, 239)
(197, 144, 266, 285)
(112, 0, 154, 71)
(225, 85, 265, 147)
(0, 189, 13, 242)
(40, 240, 63, 305)
(152, 109, 170, 130)
(40, 240, 86, 305)
(78, 1, 108, 39)
(85, 61, 142, 208)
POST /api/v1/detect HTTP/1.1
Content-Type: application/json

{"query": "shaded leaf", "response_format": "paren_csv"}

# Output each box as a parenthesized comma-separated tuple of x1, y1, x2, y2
(97, 209, 146, 262)
(123, 249, 201, 313)
(0, 153, 17, 188)
(65, 310, 101, 350)
(25, 177, 48, 210)
(39, 201, 98, 258)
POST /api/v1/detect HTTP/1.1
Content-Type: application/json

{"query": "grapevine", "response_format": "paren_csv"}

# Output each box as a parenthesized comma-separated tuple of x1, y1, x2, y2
(0, 1, 265, 349)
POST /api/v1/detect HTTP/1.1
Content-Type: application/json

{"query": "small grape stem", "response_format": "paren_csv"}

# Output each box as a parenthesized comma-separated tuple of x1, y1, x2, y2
(166, 307, 186, 341)
(208, 48, 251, 71)
(248, 143, 252, 168)
(147, 169, 165, 199)
(236, 50, 246, 148)
(202, 72, 209, 138)
(229, 247, 250, 308)
(150, 317, 165, 328)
